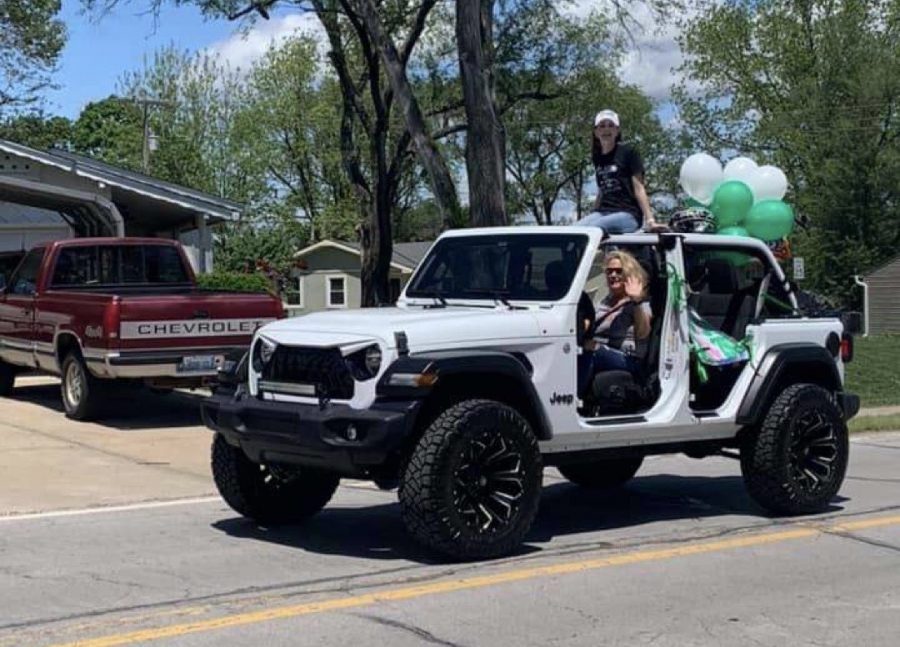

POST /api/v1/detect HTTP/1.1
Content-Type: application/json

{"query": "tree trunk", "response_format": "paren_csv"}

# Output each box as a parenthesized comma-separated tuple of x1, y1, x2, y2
(457, 0, 507, 227)
(354, 0, 461, 229)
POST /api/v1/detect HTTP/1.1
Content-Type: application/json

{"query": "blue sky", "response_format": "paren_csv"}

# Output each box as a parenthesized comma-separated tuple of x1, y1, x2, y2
(50, 1, 244, 118)
(47, 1, 683, 123)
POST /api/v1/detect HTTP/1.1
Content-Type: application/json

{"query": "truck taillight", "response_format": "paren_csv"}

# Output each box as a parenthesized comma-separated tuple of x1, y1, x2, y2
(104, 297, 121, 342)
(840, 333, 854, 363)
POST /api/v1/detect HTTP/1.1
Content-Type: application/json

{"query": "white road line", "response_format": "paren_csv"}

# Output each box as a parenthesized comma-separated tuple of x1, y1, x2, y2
(0, 496, 222, 522)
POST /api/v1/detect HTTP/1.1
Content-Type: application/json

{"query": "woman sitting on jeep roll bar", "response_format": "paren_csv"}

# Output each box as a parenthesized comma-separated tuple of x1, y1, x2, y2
(577, 250, 652, 395)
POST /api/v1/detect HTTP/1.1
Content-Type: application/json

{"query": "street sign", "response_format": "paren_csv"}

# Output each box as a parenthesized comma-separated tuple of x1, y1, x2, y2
(793, 257, 805, 281)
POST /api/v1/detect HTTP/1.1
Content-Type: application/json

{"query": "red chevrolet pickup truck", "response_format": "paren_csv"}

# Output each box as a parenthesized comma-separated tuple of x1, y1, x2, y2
(0, 238, 283, 420)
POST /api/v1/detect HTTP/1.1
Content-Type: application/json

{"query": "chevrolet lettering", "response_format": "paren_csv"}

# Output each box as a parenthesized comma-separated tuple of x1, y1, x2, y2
(121, 318, 274, 340)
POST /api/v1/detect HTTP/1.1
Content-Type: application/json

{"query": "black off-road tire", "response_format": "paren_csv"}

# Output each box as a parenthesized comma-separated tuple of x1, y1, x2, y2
(557, 457, 644, 489)
(399, 399, 543, 561)
(741, 384, 849, 515)
(61, 353, 108, 421)
(211, 433, 339, 525)
(0, 361, 15, 396)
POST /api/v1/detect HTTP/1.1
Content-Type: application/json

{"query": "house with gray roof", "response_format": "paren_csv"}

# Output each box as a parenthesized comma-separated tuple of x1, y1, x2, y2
(0, 139, 243, 272)
(287, 239, 433, 315)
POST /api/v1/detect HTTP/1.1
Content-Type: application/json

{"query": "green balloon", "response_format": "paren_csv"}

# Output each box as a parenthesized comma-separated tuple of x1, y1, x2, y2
(745, 200, 795, 241)
(717, 226, 750, 237)
(710, 180, 754, 228)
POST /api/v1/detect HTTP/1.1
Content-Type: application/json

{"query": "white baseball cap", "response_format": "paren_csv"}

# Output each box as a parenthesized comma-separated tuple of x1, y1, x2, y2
(594, 109, 620, 127)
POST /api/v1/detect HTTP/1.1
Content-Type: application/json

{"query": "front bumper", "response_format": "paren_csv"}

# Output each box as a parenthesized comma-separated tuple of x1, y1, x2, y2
(201, 390, 421, 476)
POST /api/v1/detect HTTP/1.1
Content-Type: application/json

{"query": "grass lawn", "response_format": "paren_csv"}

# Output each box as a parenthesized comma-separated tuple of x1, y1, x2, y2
(849, 414, 900, 433)
(843, 334, 900, 407)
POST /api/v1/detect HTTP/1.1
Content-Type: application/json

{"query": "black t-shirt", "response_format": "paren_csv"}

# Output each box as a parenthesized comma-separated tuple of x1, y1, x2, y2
(593, 142, 645, 220)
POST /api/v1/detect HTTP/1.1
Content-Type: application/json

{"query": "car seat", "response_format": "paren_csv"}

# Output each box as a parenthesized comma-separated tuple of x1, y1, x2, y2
(687, 258, 755, 339)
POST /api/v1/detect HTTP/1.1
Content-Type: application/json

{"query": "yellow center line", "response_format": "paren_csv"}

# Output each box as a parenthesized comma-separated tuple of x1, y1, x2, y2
(51, 514, 900, 647)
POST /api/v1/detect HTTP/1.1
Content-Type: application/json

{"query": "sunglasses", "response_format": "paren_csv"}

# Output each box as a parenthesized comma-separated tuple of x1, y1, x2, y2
(605, 268, 624, 276)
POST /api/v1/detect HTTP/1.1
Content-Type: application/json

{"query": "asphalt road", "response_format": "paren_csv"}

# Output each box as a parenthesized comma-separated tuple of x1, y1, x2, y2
(1, 380, 900, 647)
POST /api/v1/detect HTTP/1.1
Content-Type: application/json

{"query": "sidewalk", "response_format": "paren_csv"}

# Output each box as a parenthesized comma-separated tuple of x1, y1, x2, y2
(0, 376, 214, 516)
(858, 405, 900, 417)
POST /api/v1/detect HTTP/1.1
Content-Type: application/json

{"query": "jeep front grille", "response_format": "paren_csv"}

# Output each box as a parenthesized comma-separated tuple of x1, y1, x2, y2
(262, 346, 354, 400)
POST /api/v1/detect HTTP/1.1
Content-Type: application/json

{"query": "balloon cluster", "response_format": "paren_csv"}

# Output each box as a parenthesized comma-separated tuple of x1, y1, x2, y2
(679, 154, 795, 243)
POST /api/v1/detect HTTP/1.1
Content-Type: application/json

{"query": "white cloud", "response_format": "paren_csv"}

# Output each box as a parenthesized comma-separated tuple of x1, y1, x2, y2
(205, 13, 325, 72)
(568, 1, 701, 102)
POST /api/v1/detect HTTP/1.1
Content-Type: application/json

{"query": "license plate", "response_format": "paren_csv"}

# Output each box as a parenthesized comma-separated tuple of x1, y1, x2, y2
(177, 355, 222, 373)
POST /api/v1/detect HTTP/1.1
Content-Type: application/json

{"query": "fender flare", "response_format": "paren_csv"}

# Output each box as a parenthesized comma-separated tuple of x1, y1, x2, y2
(377, 349, 552, 439)
(736, 343, 842, 427)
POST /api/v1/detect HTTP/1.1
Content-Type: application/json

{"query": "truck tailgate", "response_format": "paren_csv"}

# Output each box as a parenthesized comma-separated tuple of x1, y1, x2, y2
(115, 291, 280, 350)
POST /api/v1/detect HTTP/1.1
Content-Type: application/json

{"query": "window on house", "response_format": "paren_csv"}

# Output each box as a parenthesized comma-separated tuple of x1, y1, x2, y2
(285, 276, 305, 307)
(327, 275, 347, 307)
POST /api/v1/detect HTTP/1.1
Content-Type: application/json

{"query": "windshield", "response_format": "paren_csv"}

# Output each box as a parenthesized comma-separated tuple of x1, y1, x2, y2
(406, 233, 589, 301)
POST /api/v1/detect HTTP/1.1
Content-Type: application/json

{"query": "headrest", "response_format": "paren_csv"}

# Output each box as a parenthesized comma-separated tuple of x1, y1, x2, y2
(704, 258, 741, 294)
(544, 260, 567, 292)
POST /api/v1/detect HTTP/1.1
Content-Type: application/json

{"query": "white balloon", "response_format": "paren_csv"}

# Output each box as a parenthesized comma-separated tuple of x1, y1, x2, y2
(751, 165, 788, 201)
(723, 156, 758, 183)
(679, 153, 723, 205)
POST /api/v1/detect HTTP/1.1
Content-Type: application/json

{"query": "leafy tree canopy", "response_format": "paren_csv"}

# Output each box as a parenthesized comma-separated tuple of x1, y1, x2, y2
(676, 0, 900, 305)
(0, 0, 66, 114)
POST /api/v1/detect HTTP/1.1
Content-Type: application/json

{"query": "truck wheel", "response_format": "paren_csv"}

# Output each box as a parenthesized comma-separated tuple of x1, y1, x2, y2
(61, 353, 107, 421)
(0, 361, 15, 396)
(399, 399, 543, 561)
(211, 433, 339, 525)
(741, 384, 849, 515)
(557, 457, 643, 489)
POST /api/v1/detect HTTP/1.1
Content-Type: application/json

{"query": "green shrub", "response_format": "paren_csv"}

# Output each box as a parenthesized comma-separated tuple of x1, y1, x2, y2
(196, 271, 274, 294)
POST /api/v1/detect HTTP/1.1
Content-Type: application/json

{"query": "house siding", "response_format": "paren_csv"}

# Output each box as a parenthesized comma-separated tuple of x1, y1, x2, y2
(867, 256, 900, 334)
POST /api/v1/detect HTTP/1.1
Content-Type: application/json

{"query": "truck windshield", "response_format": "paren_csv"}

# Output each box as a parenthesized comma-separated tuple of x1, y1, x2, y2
(51, 245, 191, 287)
(406, 234, 588, 301)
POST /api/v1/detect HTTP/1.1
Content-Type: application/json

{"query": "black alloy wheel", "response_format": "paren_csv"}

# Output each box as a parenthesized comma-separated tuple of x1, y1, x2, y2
(788, 408, 840, 495)
(452, 431, 527, 535)
(400, 399, 543, 560)
(742, 383, 849, 515)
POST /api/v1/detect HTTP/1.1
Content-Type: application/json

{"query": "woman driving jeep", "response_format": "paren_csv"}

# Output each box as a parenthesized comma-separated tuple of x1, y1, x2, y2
(577, 250, 652, 395)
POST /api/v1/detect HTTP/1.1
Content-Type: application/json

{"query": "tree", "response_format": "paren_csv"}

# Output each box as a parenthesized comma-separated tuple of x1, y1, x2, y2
(118, 47, 267, 204)
(457, 0, 506, 226)
(0, 0, 66, 115)
(0, 112, 72, 149)
(235, 36, 357, 239)
(675, 0, 900, 306)
(71, 97, 144, 169)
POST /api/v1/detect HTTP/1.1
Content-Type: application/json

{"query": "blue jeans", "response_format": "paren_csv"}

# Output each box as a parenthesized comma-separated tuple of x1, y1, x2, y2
(574, 210, 640, 234)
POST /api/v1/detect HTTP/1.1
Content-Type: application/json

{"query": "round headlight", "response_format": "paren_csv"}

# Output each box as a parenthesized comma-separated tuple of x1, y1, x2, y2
(252, 336, 277, 372)
(365, 345, 382, 375)
(260, 337, 277, 364)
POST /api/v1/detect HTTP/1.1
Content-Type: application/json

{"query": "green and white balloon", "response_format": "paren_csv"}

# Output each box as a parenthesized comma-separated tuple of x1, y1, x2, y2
(679, 153, 723, 206)
(744, 200, 795, 241)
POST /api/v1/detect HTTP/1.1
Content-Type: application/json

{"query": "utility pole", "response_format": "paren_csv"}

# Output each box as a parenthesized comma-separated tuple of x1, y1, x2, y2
(129, 96, 174, 174)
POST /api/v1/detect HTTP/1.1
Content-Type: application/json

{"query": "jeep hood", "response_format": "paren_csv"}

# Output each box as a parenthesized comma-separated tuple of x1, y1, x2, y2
(259, 306, 544, 349)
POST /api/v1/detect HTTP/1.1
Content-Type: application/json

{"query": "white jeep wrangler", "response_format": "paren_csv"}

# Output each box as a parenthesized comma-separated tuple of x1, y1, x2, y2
(203, 227, 859, 560)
